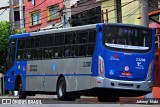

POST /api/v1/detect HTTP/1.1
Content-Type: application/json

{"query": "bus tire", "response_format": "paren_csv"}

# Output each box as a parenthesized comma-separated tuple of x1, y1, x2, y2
(98, 96, 119, 102)
(57, 77, 76, 101)
(57, 77, 67, 100)
(18, 79, 26, 99)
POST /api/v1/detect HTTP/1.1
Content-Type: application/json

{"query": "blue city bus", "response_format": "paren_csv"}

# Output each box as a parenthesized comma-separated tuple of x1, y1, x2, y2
(5, 23, 155, 102)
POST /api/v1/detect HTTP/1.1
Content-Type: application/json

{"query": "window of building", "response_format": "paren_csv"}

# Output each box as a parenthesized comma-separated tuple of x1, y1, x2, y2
(14, 11, 20, 21)
(71, 6, 101, 27)
(30, 11, 41, 26)
(47, 5, 60, 21)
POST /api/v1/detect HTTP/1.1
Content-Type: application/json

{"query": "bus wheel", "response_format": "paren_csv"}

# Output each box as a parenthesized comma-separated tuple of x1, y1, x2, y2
(18, 79, 26, 99)
(57, 77, 76, 101)
(98, 96, 119, 102)
(57, 77, 67, 100)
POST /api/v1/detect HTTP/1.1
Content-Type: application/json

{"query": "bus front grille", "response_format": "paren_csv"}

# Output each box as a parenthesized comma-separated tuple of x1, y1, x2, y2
(118, 83, 133, 87)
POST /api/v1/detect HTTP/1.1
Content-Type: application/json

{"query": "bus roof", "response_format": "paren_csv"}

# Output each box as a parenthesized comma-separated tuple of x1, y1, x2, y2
(9, 23, 149, 39)
(10, 33, 30, 39)
(30, 24, 97, 36)
(106, 23, 148, 29)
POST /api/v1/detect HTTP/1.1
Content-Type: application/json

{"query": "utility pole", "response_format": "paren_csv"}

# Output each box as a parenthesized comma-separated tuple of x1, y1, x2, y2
(116, 0, 122, 23)
(141, 0, 153, 99)
(141, 0, 149, 27)
(63, 0, 71, 28)
(9, 0, 14, 34)
(19, 0, 24, 32)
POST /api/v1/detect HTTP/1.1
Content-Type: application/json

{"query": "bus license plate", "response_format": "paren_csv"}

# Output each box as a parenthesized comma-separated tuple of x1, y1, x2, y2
(121, 71, 132, 76)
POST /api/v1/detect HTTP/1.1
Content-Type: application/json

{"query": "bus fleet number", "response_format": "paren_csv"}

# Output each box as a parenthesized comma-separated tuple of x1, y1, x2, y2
(83, 62, 91, 67)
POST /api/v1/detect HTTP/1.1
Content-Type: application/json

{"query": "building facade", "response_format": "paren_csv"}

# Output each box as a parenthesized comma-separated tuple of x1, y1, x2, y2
(101, 0, 160, 25)
(9, 0, 25, 31)
(101, 0, 141, 25)
(0, 0, 9, 21)
(25, 0, 63, 32)
(71, 0, 101, 27)
(63, 0, 79, 27)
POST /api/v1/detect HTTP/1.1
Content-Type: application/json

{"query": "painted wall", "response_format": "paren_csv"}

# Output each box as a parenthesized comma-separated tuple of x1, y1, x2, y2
(101, 0, 117, 23)
(0, 0, 9, 21)
(121, 0, 140, 25)
(102, 0, 141, 25)
(25, 0, 63, 32)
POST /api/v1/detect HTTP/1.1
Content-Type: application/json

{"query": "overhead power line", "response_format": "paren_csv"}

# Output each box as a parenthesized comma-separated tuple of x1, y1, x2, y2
(7, 0, 138, 32)
(0, 9, 7, 16)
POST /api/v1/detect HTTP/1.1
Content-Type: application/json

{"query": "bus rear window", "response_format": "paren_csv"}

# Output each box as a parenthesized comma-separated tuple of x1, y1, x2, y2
(104, 26, 152, 52)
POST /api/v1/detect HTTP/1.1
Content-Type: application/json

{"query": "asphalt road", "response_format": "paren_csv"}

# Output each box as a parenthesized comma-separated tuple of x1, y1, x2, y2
(0, 95, 159, 107)
(0, 104, 159, 107)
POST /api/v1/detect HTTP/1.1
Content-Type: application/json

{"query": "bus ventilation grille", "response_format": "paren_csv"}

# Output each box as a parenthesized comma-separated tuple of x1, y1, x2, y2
(118, 83, 133, 87)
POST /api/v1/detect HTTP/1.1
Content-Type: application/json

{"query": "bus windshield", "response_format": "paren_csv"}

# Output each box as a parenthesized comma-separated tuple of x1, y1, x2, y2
(104, 26, 152, 52)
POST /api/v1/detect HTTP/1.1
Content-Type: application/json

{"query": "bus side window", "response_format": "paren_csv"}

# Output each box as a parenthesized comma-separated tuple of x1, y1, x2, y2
(8, 39, 16, 68)
(17, 50, 25, 60)
(43, 48, 52, 59)
(17, 38, 26, 60)
(87, 29, 96, 56)
(34, 49, 43, 59)
(26, 50, 33, 60)
(26, 37, 34, 48)
(43, 34, 54, 59)
(64, 32, 76, 57)
(55, 33, 64, 46)
(54, 33, 64, 58)
(75, 30, 88, 56)
(54, 47, 63, 58)
(44, 34, 54, 47)
(76, 31, 88, 44)
(35, 36, 44, 48)
(64, 46, 74, 57)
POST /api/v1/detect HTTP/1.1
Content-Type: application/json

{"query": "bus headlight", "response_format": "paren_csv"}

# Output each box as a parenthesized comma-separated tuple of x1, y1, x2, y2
(146, 61, 154, 81)
(98, 56, 105, 77)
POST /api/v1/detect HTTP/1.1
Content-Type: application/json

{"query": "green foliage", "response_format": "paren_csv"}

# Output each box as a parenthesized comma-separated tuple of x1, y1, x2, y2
(15, 28, 26, 34)
(0, 21, 11, 74)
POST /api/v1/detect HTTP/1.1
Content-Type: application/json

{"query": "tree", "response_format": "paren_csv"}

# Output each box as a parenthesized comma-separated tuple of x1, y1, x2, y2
(0, 21, 11, 74)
